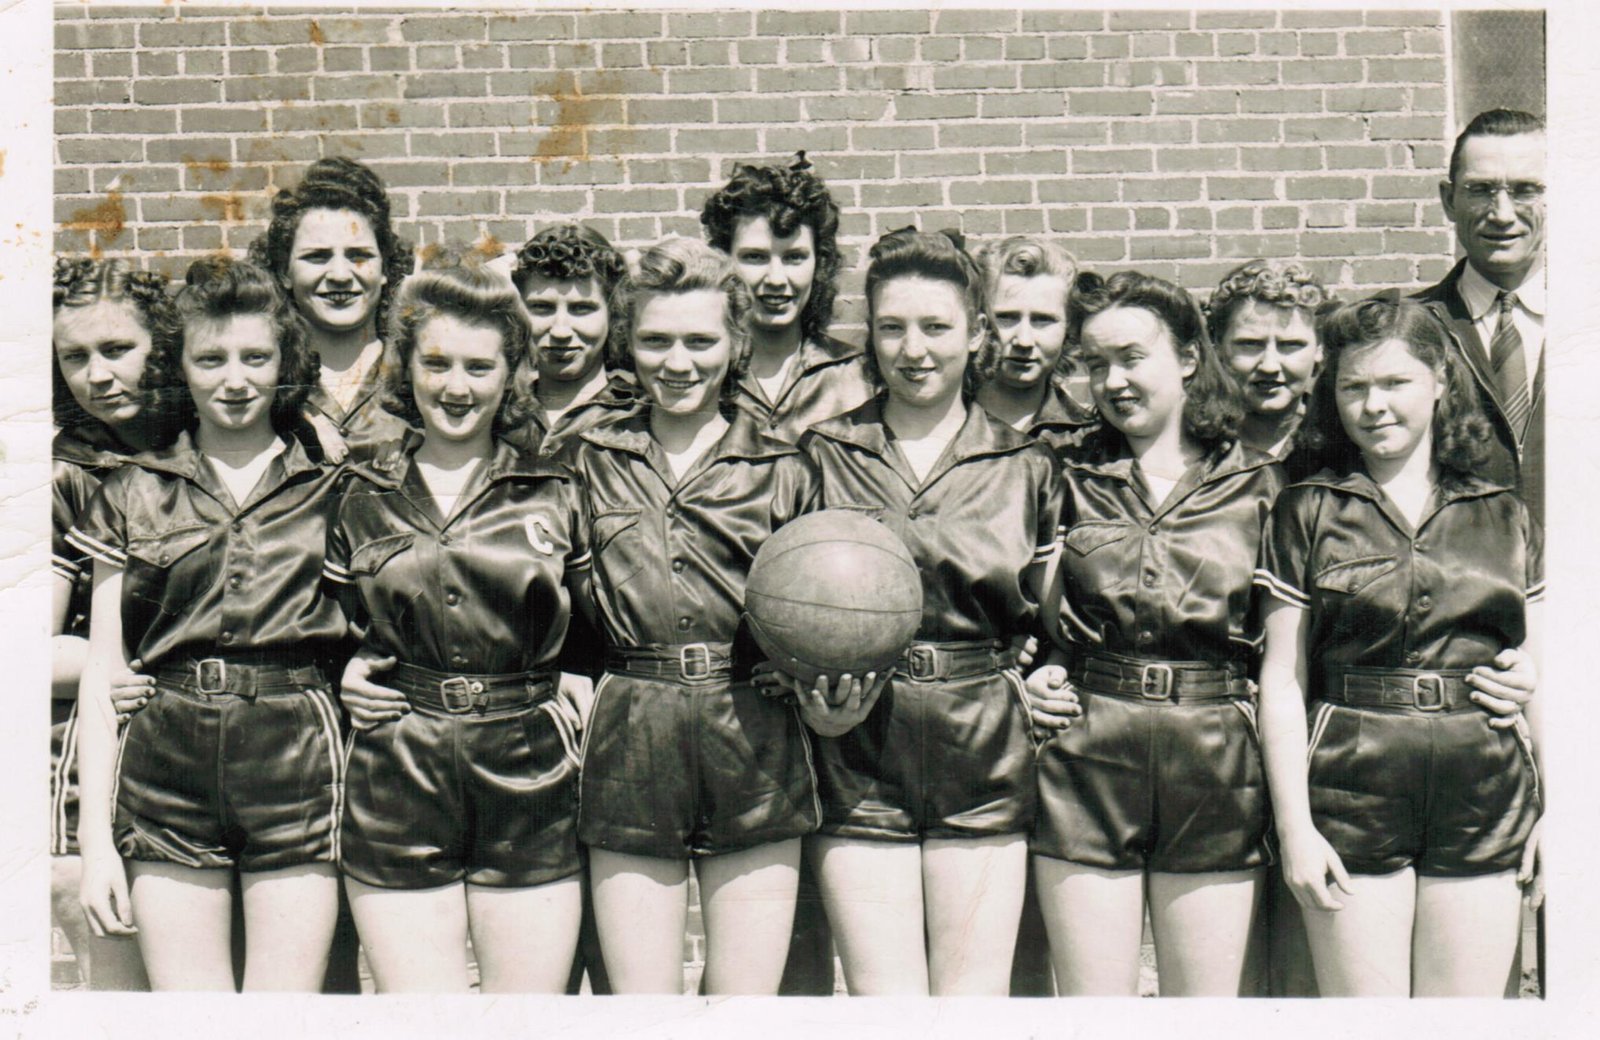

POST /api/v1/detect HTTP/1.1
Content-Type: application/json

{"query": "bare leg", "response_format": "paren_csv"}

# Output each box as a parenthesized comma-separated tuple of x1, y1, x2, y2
(1300, 868, 1414, 997)
(813, 837, 929, 995)
(1147, 869, 1263, 996)
(1034, 857, 1144, 996)
(1412, 872, 1522, 996)
(239, 863, 338, 991)
(923, 834, 1027, 995)
(127, 861, 234, 991)
(467, 875, 583, 994)
(345, 877, 472, 993)
(590, 849, 689, 994)
(697, 839, 801, 995)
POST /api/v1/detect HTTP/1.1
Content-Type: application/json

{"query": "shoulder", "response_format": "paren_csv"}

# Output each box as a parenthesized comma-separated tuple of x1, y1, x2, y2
(1408, 259, 1466, 305)
(803, 398, 881, 447)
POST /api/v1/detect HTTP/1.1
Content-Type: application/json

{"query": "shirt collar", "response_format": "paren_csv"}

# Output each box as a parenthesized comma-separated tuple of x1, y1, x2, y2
(809, 394, 1031, 465)
(53, 421, 136, 466)
(1031, 379, 1098, 431)
(362, 427, 565, 487)
(1066, 428, 1273, 487)
(578, 403, 797, 464)
(1459, 258, 1546, 320)
(130, 428, 321, 483)
(1298, 464, 1512, 505)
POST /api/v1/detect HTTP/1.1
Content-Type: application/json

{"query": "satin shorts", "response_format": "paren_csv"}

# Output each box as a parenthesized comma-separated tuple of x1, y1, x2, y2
(1032, 692, 1271, 872)
(578, 673, 820, 859)
(1305, 701, 1539, 876)
(341, 696, 582, 890)
(115, 683, 343, 872)
(815, 669, 1037, 841)
(50, 700, 79, 856)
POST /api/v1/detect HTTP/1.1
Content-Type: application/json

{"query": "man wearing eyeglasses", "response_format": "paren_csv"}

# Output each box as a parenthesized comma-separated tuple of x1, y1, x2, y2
(1415, 108, 1546, 526)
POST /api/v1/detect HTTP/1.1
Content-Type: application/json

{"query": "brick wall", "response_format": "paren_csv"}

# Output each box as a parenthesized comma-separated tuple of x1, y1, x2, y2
(54, 5, 1459, 326)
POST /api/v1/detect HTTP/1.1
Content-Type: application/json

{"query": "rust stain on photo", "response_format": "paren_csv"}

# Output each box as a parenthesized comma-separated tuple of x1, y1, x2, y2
(200, 194, 246, 222)
(475, 234, 504, 260)
(531, 71, 626, 163)
(184, 157, 232, 174)
(64, 191, 127, 237)
(309, 21, 326, 46)
(0, 150, 6, 179)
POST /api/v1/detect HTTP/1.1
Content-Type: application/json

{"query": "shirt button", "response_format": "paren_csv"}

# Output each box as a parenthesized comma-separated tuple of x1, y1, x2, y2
(219, 630, 234, 645)
(1405, 650, 1422, 664)
(1138, 630, 1154, 644)
(1416, 594, 1432, 612)
(1143, 573, 1156, 587)
(158, 552, 170, 564)
(1415, 539, 1427, 552)
(665, 506, 678, 520)
(908, 508, 920, 520)
(679, 617, 692, 631)
(452, 653, 466, 666)
(672, 559, 685, 573)
(231, 521, 243, 534)
(445, 591, 461, 606)
(439, 533, 452, 546)
(228, 575, 242, 590)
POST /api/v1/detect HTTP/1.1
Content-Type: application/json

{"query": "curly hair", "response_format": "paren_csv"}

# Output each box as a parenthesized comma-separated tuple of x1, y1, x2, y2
(1299, 296, 1492, 483)
(975, 235, 1081, 380)
(247, 157, 413, 337)
(510, 223, 627, 299)
(699, 157, 841, 345)
(607, 237, 753, 405)
(52, 256, 178, 433)
(380, 251, 537, 436)
(1203, 259, 1335, 347)
(1067, 270, 1243, 452)
(860, 228, 996, 400)
(139, 257, 318, 443)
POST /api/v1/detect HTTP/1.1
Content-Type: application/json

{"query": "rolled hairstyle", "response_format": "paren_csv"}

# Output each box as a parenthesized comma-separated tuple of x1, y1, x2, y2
(699, 157, 842, 346)
(1299, 296, 1492, 482)
(975, 234, 1081, 378)
(510, 222, 627, 300)
(607, 237, 754, 405)
(248, 156, 413, 336)
(1067, 270, 1243, 452)
(381, 251, 537, 436)
(1203, 259, 1335, 347)
(52, 256, 178, 431)
(140, 257, 318, 441)
(862, 227, 996, 399)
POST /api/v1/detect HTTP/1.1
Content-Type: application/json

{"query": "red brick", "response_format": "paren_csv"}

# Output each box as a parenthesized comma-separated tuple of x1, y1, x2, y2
(1196, 11, 1276, 30)
(755, 66, 837, 93)
(1045, 35, 1091, 60)
(400, 15, 486, 42)
(418, 189, 501, 217)
(90, 108, 176, 135)
(1075, 148, 1154, 174)
(1114, 120, 1194, 145)
(1072, 90, 1153, 117)
(984, 151, 1066, 177)
(271, 106, 361, 133)
(900, 153, 983, 178)
(540, 160, 626, 186)
(853, 124, 938, 151)
(316, 75, 403, 102)
(665, 12, 752, 39)
(1004, 209, 1047, 234)
(410, 131, 497, 157)
(1285, 176, 1367, 200)
(1197, 61, 1281, 86)
(1090, 35, 1130, 59)
(404, 73, 489, 99)
(1134, 207, 1172, 231)
(1300, 231, 1384, 256)
(962, 37, 1005, 62)
(183, 108, 270, 134)
(574, 11, 664, 39)
(487, 14, 575, 41)
(1154, 89, 1238, 115)
(845, 10, 931, 34)
(1123, 178, 1203, 202)
(1006, 35, 1047, 60)
(805, 96, 892, 122)
(1215, 206, 1255, 230)
(1206, 176, 1279, 201)
(1370, 115, 1445, 141)
(1158, 147, 1237, 173)
(862, 181, 943, 208)
(1325, 145, 1390, 170)
(936, 122, 1022, 148)
(1344, 30, 1408, 56)
(1279, 59, 1363, 84)
(1366, 58, 1446, 83)
(1132, 235, 1209, 260)
(1285, 117, 1366, 142)
(593, 188, 680, 214)
(1282, 11, 1362, 29)
(1021, 62, 1106, 89)
(895, 93, 979, 121)
(1110, 11, 1191, 31)
(134, 78, 224, 105)
(1197, 118, 1279, 144)
(1239, 89, 1322, 113)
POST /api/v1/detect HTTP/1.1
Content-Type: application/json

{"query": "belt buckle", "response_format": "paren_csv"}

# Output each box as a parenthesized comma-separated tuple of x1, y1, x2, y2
(1412, 673, 1445, 711)
(440, 676, 487, 713)
(906, 645, 938, 681)
(1139, 663, 1174, 700)
(679, 643, 712, 681)
(195, 658, 227, 695)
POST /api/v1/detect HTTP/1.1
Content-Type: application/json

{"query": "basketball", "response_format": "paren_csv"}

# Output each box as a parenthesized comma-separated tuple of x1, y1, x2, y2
(744, 510, 924, 694)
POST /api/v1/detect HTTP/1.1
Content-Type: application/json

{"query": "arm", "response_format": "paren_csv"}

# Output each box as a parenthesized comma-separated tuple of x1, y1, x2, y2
(1259, 598, 1350, 912)
(52, 572, 90, 701)
(1021, 540, 1082, 732)
(77, 560, 136, 936)
(1517, 601, 1544, 906)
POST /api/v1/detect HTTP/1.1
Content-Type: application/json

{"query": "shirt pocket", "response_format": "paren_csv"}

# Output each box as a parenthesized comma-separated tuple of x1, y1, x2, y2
(828, 499, 886, 522)
(1312, 554, 1399, 597)
(348, 532, 415, 577)
(123, 524, 212, 611)
(1059, 519, 1136, 593)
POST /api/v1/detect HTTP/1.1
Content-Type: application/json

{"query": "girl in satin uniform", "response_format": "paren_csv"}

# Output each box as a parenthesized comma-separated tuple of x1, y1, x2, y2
(325, 260, 589, 993)
(1026, 271, 1282, 996)
(798, 229, 1060, 995)
(1255, 297, 1542, 996)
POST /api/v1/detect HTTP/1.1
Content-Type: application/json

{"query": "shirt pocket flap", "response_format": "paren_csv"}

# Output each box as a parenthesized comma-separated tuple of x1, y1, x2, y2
(831, 500, 886, 521)
(1061, 520, 1133, 557)
(593, 508, 642, 551)
(1313, 554, 1399, 595)
(125, 525, 211, 568)
(349, 532, 415, 575)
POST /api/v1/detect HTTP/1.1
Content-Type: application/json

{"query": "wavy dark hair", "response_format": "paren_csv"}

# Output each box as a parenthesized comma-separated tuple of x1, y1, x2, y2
(510, 223, 627, 299)
(975, 234, 1081, 382)
(699, 158, 841, 345)
(1067, 270, 1243, 452)
(140, 257, 318, 443)
(862, 228, 996, 399)
(607, 237, 753, 405)
(52, 257, 178, 435)
(1300, 296, 1492, 483)
(380, 251, 537, 436)
(247, 157, 413, 337)
(1448, 108, 1544, 184)
(1203, 258, 1335, 347)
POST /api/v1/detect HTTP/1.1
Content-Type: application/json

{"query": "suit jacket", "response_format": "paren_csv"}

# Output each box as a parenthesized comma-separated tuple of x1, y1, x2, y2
(1411, 259, 1545, 528)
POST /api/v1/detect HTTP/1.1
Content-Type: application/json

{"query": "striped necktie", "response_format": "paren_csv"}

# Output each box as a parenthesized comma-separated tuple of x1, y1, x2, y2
(1489, 290, 1532, 439)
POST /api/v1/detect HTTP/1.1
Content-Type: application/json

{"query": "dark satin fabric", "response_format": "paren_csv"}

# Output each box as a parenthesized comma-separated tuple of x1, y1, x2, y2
(800, 398, 1062, 643)
(327, 431, 590, 675)
(1256, 469, 1541, 696)
(305, 349, 414, 451)
(1056, 428, 1285, 663)
(524, 370, 641, 459)
(733, 334, 876, 445)
(52, 422, 137, 638)
(563, 406, 819, 647)
(1023, 378, 1098, 462)
(68, 429, 347, 667)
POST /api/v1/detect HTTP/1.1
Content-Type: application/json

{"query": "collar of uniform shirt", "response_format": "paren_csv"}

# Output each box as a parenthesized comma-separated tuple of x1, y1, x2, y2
(1458, 256, 1546, 322)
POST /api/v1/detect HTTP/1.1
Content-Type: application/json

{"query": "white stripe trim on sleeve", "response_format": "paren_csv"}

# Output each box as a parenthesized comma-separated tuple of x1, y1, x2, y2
(321, 562, 353, 585)
(64, 527, 126, 568)
(52, 554, 83, 581)
(1252, 568, 1309, 609)
(1526, 580, 1545, 604)
(568, 549, 593, 571)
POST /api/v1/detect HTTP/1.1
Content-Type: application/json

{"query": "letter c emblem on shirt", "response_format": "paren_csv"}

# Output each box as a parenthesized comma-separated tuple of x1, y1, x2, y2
(524, 515, 556, 555)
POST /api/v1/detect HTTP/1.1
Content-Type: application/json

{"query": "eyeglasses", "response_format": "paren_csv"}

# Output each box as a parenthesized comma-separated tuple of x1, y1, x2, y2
(1455, 180, 1546, 209)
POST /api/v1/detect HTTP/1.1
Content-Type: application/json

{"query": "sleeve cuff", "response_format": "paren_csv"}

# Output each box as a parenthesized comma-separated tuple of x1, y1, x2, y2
(65, 527, 126, 569)
(1253, 568, 1309, 609)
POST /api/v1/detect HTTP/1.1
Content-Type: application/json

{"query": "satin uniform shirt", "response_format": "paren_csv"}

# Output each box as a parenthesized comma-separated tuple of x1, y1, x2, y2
(53, 422, 137, 639)
(1056, 428, 1285, 663)
(733, 335, 875, 445)
(1254, 470, 1543, 700)
(520, 371, 642, 460)
(306, 350, 413, 451)
(67, 429, 348, 668)
(563, 407, 819, 648)
(1021, 378, 1098, 463)
(801, 399, 1062, 643)
(324, 432, 590, 675)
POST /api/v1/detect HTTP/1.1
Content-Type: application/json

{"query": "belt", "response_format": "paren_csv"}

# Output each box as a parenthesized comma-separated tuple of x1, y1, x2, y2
(604, 642, 737, 683)
(154, 657, 325, 699)
(390, 661, 556, 715)
(896, 640, 1009, 682)
(1324, 666, 1477, 714)
(1069, 648, 1247, 704)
